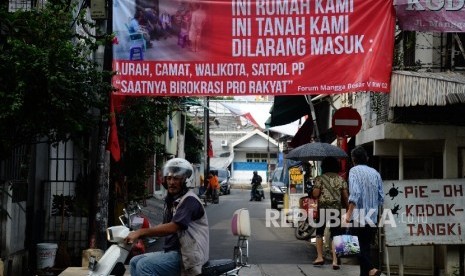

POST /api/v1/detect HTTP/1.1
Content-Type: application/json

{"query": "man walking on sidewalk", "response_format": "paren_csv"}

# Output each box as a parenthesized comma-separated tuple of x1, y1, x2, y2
(344, 146, 384, 276)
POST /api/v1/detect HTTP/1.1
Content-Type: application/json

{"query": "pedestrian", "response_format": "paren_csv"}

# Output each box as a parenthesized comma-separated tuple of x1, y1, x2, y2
(344, 146, 384, 276)
(198, 173, 206, 196)
(128, 9, 153, 48)
(311, 156, 349, 270)
(207, 171, 219, 203)
(188, 3, 207, 52)
(125, 158, 209, 276)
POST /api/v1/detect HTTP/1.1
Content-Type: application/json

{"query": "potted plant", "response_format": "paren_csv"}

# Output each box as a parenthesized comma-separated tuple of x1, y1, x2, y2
(51, 194, 74, 268)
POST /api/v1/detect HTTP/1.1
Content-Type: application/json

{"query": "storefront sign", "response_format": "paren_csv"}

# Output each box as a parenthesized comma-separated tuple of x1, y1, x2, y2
(289, 166, 304, 194)
(383, 179, 465, 246)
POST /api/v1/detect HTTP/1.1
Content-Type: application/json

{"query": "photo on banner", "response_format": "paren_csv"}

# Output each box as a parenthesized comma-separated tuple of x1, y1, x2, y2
(112, 0, 396, 96)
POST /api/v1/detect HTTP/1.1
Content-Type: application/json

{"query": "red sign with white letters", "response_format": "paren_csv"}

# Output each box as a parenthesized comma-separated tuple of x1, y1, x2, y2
(331, 107, 362, 137)
(112, 0, 396, 96)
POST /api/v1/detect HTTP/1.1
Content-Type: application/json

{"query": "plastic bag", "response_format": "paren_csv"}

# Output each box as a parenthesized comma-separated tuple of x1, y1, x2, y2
(333, 234, 360, 257)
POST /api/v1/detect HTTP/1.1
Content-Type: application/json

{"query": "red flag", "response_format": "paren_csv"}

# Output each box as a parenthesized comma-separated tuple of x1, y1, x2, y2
(208, 138, 213, 158)
(107, 95, 121, 162)
(112, 94, 126, 113)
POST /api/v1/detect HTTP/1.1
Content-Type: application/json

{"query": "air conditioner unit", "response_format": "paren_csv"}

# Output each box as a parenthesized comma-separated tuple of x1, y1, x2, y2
(221, 140, 228, 146)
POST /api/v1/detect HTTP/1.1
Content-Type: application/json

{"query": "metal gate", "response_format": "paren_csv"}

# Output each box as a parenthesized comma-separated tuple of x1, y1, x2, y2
(41, 140, 90, 263)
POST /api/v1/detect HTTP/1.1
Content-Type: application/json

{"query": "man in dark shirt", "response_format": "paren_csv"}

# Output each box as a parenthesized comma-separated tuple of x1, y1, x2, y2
(125, 158, 209, 276)
(250, 171, 262, 201)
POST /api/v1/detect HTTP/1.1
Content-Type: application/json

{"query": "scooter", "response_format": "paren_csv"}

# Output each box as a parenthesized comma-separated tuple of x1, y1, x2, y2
(295, 181, 317, 240)
(251, 184, 265, 201)
(119, 204, 155, 258)
(88, 208, 251, 276)
(294, 196, 317, 240)
(202, 188, 219, 206)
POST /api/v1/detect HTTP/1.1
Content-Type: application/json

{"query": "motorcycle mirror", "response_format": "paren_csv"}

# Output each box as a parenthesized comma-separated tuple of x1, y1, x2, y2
(106, 225, 130, 244)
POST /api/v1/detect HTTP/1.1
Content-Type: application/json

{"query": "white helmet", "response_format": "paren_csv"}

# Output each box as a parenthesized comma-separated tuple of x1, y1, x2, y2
(162, 158, 194, 188)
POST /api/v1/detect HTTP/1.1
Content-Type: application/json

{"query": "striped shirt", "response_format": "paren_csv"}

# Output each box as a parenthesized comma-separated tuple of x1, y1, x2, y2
(348, 164, 384, 226)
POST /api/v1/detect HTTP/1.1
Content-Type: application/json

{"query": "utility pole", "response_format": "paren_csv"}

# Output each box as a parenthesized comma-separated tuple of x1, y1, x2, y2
(92, 0, 111, 250)
(305, 95, 320, 141)
(203, 97, 210, 184)
(267, 129, 270, 183)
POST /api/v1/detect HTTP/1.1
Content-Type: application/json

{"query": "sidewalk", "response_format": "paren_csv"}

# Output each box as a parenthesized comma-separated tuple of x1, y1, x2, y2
(239, 263, 360, 276)
(142, 196, 365, 276)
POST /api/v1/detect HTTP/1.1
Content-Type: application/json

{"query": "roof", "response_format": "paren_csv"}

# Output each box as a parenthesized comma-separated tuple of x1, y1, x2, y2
(231, 129, 279, 148)
(390, 70, 465, 106)
(210, 154, 234, 169)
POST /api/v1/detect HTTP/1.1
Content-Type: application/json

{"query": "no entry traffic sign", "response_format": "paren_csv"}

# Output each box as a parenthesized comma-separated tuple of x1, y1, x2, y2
(332, 107, 362, 137)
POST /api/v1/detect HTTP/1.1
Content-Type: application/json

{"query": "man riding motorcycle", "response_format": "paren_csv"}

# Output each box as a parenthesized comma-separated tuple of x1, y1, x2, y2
(249, 171, 264, 201)
(125, 158, 209, 276)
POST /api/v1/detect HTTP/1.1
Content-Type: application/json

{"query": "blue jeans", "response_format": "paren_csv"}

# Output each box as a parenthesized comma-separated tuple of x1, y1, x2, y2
(129, 250, 181, 276)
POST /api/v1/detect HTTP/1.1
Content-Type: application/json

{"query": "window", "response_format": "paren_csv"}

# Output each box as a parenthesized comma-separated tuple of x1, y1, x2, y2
(402, 31, 416, 68)
(452, 34, 465, 70)
(246, 153, 277, 163)
(380, 156, 442, 180)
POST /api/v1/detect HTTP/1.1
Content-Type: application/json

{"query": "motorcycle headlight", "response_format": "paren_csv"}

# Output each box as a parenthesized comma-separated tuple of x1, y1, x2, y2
(221, 180, 227, 185)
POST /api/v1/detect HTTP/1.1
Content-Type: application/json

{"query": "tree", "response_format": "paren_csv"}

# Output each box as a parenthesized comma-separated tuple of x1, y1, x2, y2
(185, 117, 203, 163)
(117, 97, 174, 200)
(0, 0, 114, 257)
(114, 97, 203, 200)
(0, 1, 113, 158)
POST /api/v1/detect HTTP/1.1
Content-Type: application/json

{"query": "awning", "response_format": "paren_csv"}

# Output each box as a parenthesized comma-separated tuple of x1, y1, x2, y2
(265, 96, 312, 127)
(220, 102, 261, 128)
(210, 154, 234, 169)
(181, 97, 216, 112)
(288, 117, 313, 148)
(268, 120, 301, 136)
(266, 95, 332, 142)
(390, 71, 465, 107)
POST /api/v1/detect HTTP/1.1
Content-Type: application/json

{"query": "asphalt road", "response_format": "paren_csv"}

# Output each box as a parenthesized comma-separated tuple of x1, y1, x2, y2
(139, 190, 363, 276)
(206, 188, 316, 265)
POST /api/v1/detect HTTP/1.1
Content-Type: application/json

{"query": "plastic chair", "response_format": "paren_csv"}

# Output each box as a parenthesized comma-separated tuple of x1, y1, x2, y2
(125, 23, 146, 51)
(129, 45, 143, 60)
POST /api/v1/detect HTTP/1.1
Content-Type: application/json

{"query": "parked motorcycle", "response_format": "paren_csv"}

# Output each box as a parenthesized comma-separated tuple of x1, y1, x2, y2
(89, 207, 251, 276)
(87, 203, 152, 275)
(201, 188, 219, 206)
(295, 181, 317, 240)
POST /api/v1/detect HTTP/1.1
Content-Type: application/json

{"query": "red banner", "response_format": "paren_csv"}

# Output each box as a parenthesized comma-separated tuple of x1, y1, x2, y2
(112, 0, 395, 96)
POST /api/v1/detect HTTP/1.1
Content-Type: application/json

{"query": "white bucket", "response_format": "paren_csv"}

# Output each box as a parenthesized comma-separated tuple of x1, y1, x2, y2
(36, 243, 58, 269)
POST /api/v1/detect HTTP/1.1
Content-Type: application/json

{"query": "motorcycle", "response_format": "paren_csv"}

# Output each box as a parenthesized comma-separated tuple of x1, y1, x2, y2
(250, 184, 265, 201)
(118, 203, 155, 259)
(89, 207, 251, 276)
(201, 187, 219, 206)
(295, 181, 317, 240)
